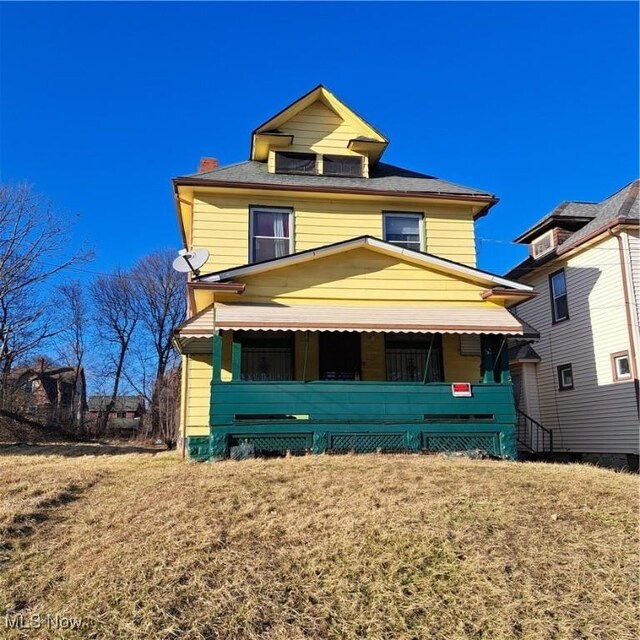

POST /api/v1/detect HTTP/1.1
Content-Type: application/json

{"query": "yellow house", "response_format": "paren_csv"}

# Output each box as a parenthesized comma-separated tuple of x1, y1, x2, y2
(172, 85, 537, 460)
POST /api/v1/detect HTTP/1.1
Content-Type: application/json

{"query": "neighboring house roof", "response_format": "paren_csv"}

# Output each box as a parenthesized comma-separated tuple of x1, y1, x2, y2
(87, 395, 145, 413)
(507, 179, 639, 279)
(513, 201, 600, 243)
(10, 365, 80, 385)
(509, 342, 541, 362)
(175, 159, 495, 200)
(8, 364, 84, 408)
(198, 235, 534, 292)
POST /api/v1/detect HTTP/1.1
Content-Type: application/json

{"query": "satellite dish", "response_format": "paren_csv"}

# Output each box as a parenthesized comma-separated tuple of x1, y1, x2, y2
(172, 248, 210, 275)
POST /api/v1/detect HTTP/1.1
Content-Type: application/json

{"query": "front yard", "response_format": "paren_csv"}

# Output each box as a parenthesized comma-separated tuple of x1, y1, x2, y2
(0, 446, 637, 639)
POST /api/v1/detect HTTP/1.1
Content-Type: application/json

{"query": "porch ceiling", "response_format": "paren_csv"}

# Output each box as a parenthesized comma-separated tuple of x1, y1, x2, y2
(176, 302, 525, 338)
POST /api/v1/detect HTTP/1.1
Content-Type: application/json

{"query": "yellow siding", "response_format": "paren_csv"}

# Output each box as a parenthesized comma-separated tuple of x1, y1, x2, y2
(184, 353, 212, 437)
(279, 102, 363, 158)
(294, 332, 319, 379)
(192, 192, 478, 274)
(362, 333, 386, 380)
(237, 248, 485, 304)
(442, 335, 481, 382)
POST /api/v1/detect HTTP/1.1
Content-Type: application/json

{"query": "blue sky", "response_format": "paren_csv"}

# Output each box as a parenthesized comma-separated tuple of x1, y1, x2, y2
(1, 1, 638, 277)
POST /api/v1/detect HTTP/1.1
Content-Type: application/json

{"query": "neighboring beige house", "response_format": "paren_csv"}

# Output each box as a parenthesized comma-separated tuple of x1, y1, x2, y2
(507, 180, 639, 469)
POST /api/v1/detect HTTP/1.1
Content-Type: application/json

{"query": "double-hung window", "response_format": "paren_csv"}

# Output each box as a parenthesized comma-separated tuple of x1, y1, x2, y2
(549, 268, 569, 323)
(249, 207, 293, 263)
(383, 213, 424, 251)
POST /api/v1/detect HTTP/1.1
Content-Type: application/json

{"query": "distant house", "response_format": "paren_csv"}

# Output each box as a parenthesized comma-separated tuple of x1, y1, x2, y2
(8, 358, 86, 426)
(87, 395, 146, 430)
(507, 180, 639, 469)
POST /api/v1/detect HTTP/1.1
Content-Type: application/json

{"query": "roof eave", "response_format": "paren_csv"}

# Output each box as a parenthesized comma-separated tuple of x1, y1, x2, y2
(171, 176, 498, 209)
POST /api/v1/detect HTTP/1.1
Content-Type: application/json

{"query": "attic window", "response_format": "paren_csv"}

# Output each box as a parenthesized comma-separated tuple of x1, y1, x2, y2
(274, 152, 317, 175)
(322, 155, 363, 177)
(531, 230, 555, 259)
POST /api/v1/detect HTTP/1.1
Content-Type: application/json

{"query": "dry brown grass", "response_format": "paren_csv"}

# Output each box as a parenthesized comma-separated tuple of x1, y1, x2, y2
(0, 449, 638, 639)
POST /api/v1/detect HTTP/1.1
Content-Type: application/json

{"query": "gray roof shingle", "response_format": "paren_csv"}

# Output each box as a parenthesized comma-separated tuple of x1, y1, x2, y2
(509, 342, 541, 362)
(175, 160, 495, 198)
(87, 395, 145, 412)
(558, 180, 639, 252)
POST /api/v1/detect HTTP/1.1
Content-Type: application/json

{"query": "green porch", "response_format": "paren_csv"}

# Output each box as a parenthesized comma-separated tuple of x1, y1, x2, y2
(186, 332, 518, 461)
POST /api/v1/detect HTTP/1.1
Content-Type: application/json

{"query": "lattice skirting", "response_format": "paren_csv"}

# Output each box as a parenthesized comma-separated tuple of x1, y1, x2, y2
(423, 434, 499, 456)
(188, 429, 512, 461)
(229, 434, 312, 454)
(330, 433, 406, 453)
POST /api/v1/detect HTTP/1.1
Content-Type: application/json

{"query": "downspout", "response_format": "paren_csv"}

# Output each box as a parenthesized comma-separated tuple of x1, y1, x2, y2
(181, 354, 189, 460)
(612, 230, 639, 413)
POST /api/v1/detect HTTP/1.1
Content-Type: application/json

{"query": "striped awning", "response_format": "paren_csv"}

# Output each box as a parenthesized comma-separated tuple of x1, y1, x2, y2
(176, 302, 525, 337)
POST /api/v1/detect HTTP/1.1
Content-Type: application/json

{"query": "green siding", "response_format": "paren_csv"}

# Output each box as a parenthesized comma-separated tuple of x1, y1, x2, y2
(195, 378, 518, 461)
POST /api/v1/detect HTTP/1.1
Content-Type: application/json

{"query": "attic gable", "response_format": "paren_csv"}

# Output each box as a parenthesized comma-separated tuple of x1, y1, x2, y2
(251, 85, 388, 167)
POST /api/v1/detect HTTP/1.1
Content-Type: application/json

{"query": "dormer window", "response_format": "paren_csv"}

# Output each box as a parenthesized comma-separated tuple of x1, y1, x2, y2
(274, 152, 317, 175)
(531, 230, 555, 259)
(322, 155, 363, 178)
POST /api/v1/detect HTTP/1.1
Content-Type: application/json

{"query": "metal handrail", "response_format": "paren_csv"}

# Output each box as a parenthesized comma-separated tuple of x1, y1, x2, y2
(516, 408, 554, 454)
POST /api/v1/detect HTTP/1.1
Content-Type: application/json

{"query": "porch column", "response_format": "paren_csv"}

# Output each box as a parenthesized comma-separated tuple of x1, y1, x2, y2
(497, 337, 511, 383)
(212, 333, 222, 382)
(480, 335, 495, 383)
(231, 334, 241, 381)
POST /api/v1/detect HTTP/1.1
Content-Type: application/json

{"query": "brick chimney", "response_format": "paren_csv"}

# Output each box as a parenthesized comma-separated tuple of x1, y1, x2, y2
(199, 157, 218, 173)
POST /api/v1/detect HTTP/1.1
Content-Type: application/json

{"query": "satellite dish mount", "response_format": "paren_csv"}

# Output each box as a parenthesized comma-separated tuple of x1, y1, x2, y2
(172, 248, 210, 276)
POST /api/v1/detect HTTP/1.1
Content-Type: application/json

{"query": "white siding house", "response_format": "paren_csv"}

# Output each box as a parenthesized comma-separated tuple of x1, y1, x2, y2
(507, 180, 639, 469)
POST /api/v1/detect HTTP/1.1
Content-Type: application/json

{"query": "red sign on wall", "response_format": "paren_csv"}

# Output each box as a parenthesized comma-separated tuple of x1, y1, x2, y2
(451, 383, 472, 397)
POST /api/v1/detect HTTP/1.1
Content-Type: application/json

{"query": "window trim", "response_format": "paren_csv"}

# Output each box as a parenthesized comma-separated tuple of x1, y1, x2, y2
(382, 212, 425, 252)
(248, 206, 294, 264)
(611, 351, 632, 382)
(549, 268, 569, 324)
(557, 363, 574, 391)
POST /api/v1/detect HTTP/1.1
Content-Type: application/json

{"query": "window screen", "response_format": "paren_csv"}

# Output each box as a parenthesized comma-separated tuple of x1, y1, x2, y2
(322, 155, 363, 177)
(274, 152, 317, 175)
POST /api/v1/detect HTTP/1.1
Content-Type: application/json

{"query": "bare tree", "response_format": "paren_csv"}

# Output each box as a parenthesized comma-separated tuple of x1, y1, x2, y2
(54, 280, 88, 432)
(155, 366, 181, 449)
(131, 249, 186, 445)
(90, 269, 140, 435)
(0, 183, 89, 408)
